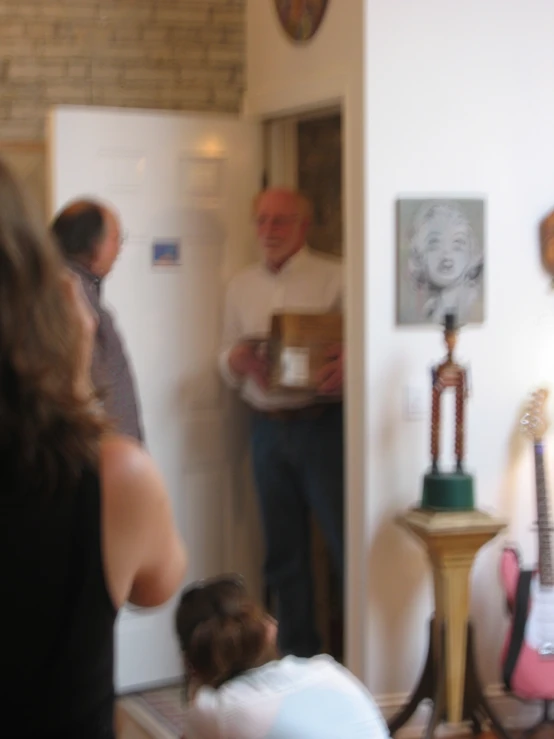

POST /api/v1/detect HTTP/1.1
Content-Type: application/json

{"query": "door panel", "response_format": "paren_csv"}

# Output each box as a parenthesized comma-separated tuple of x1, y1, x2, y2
(48, 105, 263, 691)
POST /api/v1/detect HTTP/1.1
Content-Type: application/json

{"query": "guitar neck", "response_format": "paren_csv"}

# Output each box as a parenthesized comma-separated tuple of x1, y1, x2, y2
(534, 441, 553, 587)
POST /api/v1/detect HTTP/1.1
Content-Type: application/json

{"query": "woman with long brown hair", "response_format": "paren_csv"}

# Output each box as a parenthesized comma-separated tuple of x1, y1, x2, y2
(175, 576, 389, 738)
(0, 158, 188, 739)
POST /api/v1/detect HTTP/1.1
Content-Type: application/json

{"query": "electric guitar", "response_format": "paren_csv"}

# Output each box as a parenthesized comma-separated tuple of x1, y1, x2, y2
(500, 388, 554, 700)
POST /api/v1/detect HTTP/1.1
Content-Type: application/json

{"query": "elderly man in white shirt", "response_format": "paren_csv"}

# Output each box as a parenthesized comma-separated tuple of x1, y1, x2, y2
(218, 187, 344, 658)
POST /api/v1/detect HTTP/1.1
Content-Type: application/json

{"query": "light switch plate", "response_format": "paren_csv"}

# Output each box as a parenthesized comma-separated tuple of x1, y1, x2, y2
(404, 385, 426, 421)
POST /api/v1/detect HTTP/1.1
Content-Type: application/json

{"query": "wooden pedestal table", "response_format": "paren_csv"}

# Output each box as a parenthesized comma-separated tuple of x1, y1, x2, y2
(387, 508, 512, 739)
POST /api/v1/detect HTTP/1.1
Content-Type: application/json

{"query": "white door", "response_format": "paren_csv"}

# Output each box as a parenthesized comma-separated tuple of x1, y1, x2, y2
(47, 105, 264, 692)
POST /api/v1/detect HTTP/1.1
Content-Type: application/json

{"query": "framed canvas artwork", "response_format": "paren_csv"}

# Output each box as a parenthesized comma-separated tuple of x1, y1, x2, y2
(396, 198, 485, 327)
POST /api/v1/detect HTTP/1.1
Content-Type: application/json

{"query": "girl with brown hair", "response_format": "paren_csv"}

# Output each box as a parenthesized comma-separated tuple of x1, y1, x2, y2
(0, 158, 188, 739)
(175, 576, 389, 738)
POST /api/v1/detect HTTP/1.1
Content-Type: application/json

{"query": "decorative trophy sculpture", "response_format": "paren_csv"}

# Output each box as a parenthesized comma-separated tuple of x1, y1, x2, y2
(421, 311, 475, 510)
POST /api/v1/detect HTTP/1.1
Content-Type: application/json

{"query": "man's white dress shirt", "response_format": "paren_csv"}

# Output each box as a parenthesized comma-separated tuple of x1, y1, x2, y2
(218, 248, 342, 411)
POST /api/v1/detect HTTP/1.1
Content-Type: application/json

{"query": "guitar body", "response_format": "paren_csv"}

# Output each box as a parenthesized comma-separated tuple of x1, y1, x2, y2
(500, 545, 554, 700)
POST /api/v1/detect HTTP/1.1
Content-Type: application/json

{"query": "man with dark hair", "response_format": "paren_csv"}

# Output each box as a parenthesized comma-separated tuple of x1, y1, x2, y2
(51, 199, 143, 442)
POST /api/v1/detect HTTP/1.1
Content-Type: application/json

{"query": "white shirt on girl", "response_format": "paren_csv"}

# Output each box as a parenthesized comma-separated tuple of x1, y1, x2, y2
(181, 654, 389, 739)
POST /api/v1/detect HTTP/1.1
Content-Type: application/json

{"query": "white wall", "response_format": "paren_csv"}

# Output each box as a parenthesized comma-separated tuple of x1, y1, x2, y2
(245, 0, 367, 679)
(365, 0, 554, 701)
(246, 1, 361, 115)
(247, 0, 554, 708)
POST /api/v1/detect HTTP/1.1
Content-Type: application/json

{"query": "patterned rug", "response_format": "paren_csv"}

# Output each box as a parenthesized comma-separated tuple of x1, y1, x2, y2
(123, 685, 185, 738)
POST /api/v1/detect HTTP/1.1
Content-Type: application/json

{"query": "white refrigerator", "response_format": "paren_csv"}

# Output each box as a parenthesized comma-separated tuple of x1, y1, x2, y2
(47, 105, 264, 692)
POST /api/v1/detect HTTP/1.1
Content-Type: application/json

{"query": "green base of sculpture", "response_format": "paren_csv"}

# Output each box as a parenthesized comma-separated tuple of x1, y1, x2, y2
(421, 471, 474, 511)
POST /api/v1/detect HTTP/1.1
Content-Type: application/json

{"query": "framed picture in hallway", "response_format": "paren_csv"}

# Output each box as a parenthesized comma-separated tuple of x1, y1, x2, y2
(396, 197, 485, 327)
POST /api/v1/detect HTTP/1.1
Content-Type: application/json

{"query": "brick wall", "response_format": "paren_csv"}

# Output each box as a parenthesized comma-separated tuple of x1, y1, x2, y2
(0, 0, 245, 141)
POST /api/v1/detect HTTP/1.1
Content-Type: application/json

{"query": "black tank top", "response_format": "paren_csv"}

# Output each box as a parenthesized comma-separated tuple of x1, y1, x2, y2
(1, 466, 117, 738)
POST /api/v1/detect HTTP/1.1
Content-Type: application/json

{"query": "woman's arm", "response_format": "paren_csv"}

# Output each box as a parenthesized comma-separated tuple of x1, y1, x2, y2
(100, 434, 188, 609)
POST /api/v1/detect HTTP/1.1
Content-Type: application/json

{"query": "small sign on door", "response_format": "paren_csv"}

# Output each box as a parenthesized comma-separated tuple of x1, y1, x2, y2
(152, 240, 180, 268)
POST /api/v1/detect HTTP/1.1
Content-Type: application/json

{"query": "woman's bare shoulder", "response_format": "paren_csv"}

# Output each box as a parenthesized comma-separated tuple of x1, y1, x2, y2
(98, 434, 167, 520)
(100, 434, 156, 484)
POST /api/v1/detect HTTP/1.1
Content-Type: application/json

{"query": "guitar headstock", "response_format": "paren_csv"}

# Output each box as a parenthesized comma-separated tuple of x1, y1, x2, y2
(520, 388, 550, 441)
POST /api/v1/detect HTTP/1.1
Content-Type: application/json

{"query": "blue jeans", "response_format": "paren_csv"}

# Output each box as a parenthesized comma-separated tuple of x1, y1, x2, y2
(250, 403, 344, 657)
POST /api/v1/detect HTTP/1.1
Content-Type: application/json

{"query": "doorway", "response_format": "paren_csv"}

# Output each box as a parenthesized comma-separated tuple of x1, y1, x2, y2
(263, 107, 344, 662)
